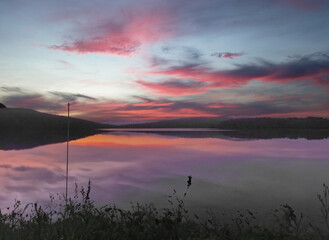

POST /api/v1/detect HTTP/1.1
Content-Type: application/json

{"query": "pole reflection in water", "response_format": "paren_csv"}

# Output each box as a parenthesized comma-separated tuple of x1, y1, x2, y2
(66, 102, 70, 201)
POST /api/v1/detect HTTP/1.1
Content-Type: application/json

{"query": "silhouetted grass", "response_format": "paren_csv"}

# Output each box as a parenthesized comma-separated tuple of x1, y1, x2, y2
(1, 179, 329, 240)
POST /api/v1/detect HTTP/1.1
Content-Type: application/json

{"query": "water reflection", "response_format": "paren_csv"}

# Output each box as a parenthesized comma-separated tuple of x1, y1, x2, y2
(0, 131, 328, 218)
(0, 128, 103, 150)
(104, 128, 329, 140)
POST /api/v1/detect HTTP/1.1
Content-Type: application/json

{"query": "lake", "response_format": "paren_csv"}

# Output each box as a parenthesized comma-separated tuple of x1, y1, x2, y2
(0, 129, 328, 219)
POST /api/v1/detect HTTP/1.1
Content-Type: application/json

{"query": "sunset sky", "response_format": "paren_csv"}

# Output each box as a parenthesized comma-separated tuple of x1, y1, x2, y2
(0, 0, 329, 123)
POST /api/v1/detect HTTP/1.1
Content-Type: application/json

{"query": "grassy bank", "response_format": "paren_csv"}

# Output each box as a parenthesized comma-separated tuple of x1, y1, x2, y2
(1, 180, 329, 240)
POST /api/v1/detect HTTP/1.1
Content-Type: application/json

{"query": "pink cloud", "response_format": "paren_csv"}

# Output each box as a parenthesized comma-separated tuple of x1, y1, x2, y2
(137, 79, 210, 96)
(258, 107, 329, 118)
(146, 52, 329, 88)
(70, 100, 218, 123)
(50, 9, 175, 56)
(148, 64, 250, 87)
(213, 52, 244, 59)
(50, 38, 140, 56)
(4, 91, 329, 123)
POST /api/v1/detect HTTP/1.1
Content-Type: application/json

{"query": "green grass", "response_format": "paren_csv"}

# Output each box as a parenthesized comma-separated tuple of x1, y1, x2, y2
(1, 179, 329, 240)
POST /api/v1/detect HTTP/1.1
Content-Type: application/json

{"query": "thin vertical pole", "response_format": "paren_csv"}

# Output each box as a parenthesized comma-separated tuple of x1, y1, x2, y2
(66, 102, 70, 201)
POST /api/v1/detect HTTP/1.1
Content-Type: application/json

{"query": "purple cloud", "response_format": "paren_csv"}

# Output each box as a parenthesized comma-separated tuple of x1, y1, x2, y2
(212, 52, 244, 59)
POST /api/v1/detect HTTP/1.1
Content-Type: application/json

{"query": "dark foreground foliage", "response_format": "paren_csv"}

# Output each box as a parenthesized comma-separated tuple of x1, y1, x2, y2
(1, 180, 329, 240)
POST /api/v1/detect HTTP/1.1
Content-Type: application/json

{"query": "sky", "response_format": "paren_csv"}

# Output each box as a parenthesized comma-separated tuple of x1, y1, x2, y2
(0, 0, 329, 123)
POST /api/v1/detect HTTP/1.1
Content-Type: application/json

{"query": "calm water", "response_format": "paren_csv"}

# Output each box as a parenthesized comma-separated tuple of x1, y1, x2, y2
(0, 130, 328, 217)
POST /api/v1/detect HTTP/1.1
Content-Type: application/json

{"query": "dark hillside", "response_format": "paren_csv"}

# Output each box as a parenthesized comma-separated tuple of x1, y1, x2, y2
(118, 117, 228, 128)
(0, 108, 109, 130)
(0, 108, 111, 150)
(218, 117, 329, 129)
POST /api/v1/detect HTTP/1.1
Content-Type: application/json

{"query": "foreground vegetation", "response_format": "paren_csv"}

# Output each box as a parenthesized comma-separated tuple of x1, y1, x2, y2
(1, 180, 329, 240)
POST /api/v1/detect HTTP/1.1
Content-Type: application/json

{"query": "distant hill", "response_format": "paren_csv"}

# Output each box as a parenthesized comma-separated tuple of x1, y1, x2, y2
(117, 117, 229, 128)
(217, 117, 329, 129)
(116, 117, 329, 130)
(115, 129, 329, 140)
(0, 108, 111, 150)
(111, 116, 329, 140)
(0, 108, 110, 130)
